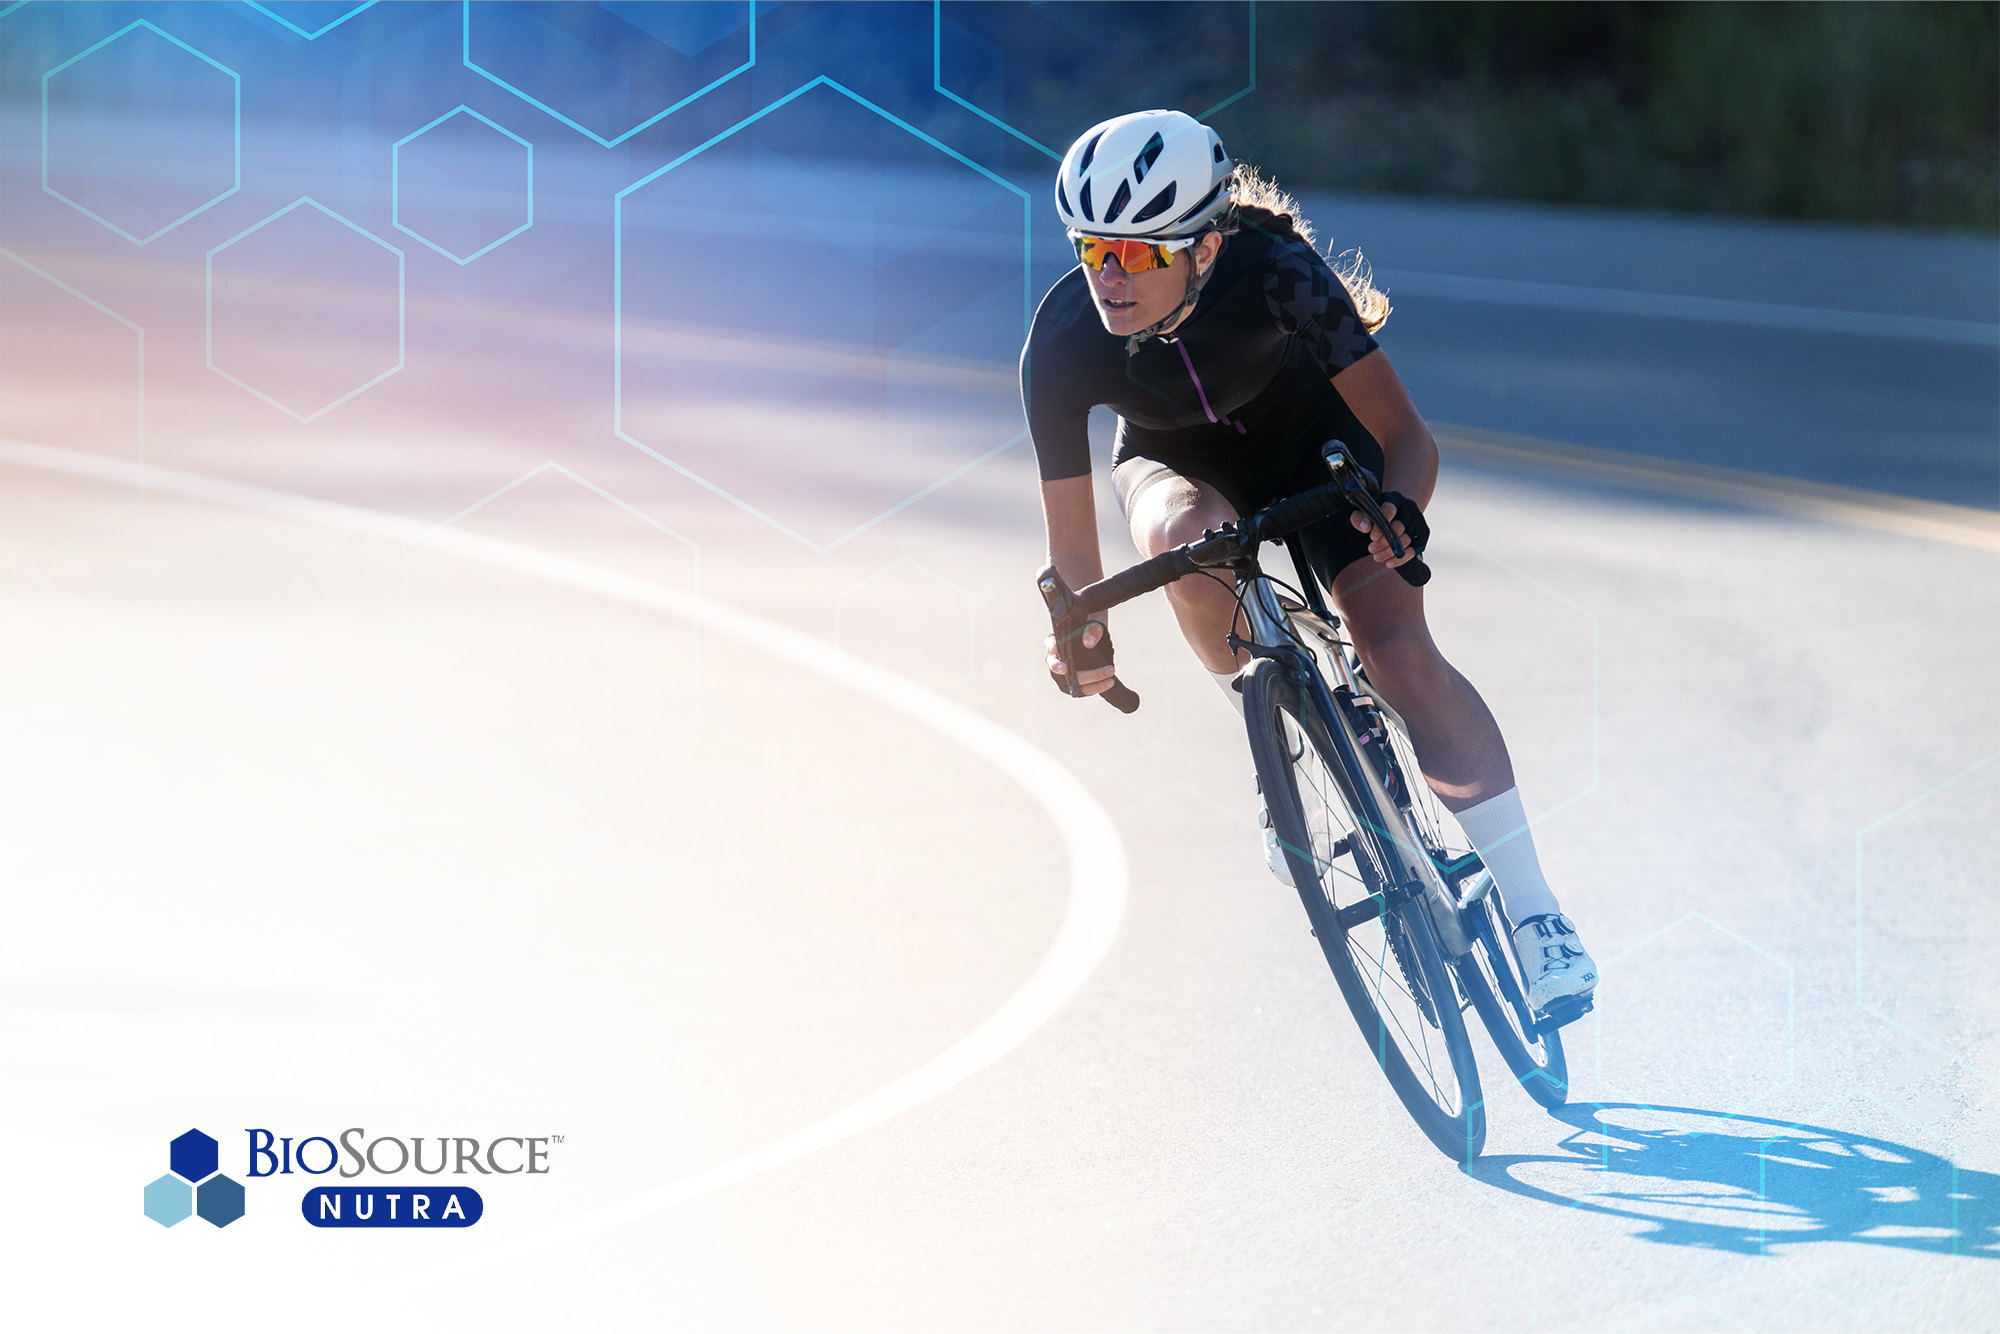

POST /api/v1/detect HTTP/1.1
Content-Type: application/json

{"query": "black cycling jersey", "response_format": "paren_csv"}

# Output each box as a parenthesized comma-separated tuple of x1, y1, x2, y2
(1021, 223, 1381, 483)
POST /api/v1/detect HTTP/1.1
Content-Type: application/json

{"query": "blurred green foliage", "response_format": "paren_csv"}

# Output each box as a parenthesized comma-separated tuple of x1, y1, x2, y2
(1230, 1, 1998, 229)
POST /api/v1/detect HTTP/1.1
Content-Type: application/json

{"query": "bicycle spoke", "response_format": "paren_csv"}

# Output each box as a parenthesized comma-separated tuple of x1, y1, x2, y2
(1288, 711, 1466, 1116)
(1245, 655, 1486, 1155)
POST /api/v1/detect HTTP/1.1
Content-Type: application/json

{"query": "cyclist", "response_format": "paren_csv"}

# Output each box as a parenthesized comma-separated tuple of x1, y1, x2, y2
(1025, 109, 1597, 1013)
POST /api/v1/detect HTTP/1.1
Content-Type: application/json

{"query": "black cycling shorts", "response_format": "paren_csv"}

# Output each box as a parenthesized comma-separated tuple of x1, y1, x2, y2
(1111, 408, 1388, 589)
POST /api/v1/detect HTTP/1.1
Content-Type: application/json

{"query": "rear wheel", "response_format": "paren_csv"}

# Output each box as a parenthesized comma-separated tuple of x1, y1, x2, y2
(1242, 656, 1485, 1161)
(1456, 891, 1569, 1107)
(1362, 671, 1571, 1110)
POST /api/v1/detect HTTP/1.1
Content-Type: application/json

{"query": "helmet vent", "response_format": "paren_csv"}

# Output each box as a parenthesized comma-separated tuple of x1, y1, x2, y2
(1079, 179, 1094, 222)
(1103, 179, 1132, 224)
(1131, 180, 1178, 224)
(1171, 180, 1225, 229)
(1057, 180, 1072, 218)
(1212, 142, 1225, 163)
(1076, 131, 1105, 175)
(1133, 133, 1165, 183)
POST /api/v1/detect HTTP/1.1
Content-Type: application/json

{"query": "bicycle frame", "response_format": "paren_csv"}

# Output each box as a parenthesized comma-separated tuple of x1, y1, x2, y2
(1234, 545, 1479, 957)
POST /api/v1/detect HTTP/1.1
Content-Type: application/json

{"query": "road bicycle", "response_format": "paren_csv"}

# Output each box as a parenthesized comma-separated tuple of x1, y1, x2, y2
(1039, 444, 1586, 1160)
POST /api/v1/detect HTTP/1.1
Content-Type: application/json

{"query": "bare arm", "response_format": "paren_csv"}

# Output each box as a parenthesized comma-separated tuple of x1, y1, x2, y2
(1331, 349, 1437, 564)
(1333, 348, 1437, 503)
(1039, 474, 1105, 591)
(1038, 473, 1115, 693)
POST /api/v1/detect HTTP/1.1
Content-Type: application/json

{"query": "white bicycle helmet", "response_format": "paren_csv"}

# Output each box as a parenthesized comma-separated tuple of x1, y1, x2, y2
(1055, 109, 1234, 240)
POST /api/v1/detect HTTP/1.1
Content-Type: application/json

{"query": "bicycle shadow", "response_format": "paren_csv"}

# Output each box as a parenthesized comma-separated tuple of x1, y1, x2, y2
(1465, 1101, 2000, 1256)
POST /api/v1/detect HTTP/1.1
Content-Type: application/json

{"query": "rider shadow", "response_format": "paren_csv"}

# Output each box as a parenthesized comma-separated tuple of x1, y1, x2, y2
(1465, 1099, 1999, 1258)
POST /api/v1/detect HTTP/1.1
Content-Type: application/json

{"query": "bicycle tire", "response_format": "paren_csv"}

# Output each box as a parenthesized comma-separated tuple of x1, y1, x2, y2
(1241, 656, 1485, 1161)
(1360, 678, 1571, 1110)
(1455, 891, 1569, 1107)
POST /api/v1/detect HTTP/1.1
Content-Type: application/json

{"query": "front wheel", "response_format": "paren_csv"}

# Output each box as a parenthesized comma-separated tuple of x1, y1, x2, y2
(1242, 656, 1485, 1161)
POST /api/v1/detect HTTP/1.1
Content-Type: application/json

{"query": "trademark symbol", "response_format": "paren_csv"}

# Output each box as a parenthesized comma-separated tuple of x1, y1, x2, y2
(549, 1135, 564, 1144)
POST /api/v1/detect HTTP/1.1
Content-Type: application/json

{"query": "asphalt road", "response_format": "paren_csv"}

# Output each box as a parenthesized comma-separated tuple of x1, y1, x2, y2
(2, 148, 1997, 1330)
(1298, 189, 2000, 509)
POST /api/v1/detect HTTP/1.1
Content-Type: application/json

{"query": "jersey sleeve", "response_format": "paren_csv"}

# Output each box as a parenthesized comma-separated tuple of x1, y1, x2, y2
(1262, 239, 1379, 377)
(1020, 316, 1096, 482)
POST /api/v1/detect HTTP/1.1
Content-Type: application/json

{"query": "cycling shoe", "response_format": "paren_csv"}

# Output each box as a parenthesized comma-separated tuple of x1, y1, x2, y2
(1513, 912, 1599, 1013)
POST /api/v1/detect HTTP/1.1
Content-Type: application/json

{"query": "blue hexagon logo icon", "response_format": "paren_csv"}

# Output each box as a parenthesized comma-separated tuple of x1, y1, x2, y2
(144, 1174, 192, 1227)
(196, 1174, 246, 1228)
(169, 1128, 218, 1183)
(147, 1127, 245, 1230)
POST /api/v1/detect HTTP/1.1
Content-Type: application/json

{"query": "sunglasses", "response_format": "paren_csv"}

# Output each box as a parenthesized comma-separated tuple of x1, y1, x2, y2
(1070, 232, 1197, 274)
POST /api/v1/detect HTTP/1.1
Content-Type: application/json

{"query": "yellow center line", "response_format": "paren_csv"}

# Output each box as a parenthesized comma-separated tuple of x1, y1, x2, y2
(1433, 423, 2000, 555)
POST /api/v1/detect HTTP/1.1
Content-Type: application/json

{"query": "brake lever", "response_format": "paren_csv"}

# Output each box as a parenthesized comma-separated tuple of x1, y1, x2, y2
(1037, 563, 1141, 711)
(1350, 489, 1407, 559)
(1325, 446, 1406, 558)
(1036, 565, 1082, 698)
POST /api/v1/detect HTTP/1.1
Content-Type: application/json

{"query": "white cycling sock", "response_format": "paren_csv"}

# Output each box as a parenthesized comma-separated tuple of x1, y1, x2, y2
(1210, 668, 1244, 717)
(1454, 787, 1561, 921)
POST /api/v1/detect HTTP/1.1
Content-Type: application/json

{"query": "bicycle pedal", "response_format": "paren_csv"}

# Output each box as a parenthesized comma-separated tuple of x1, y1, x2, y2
(1534, 993, 1595, 1035)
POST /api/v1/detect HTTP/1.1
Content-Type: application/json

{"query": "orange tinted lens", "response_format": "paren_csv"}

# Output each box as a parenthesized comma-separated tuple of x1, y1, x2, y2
(1075, 236, 1168, 272)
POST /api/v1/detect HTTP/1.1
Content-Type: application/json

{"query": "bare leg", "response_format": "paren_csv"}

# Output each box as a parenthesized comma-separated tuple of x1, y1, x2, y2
(1330, 557, 1514, 813)
(1126, 476, 1248, 675)
(1130, 477, 1514, 811)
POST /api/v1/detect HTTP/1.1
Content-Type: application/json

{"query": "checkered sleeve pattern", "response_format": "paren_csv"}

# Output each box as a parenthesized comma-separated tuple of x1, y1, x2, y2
(1262, 239, 1378, 375)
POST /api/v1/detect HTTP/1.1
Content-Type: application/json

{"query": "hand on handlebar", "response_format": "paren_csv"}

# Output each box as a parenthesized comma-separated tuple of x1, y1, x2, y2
(1045, 618, 1118, 696)
(1350, 490, 1430, 571)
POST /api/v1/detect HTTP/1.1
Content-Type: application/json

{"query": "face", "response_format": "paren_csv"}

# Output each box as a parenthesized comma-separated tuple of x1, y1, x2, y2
(1082, 233, 1223, 336)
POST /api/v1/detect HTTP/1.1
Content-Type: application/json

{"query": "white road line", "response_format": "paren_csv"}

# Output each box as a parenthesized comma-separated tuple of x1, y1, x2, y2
(0, 438, 1130, 1263)
(1379, 269, 2000, 347)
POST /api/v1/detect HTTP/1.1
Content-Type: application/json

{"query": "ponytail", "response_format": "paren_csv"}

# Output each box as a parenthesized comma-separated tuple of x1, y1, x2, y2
(1230, 164, 1391, 334)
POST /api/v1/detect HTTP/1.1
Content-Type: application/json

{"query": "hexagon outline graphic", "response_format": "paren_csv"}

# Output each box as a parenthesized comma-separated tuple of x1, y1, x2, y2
(1467, 1098, 1970, 1264)
(835, 557, 976, 692)
(0, 243, 146, 464)
(1854, 747, 2000, 1081)
(1752, 1089, 1966, 1301)
(404, 458, 701, 654)
(1431, 526, 1600, 831)
(401, 459, 704, 752)
(613, 75, 1032, 554)
(391, 105, 535, 264)
(931, 0, 1259, 161)
(42, 20, 241, 246)
(415, 459, 699, 556)
(1592, 910, 1796, 1121)
(243, 1, 378, 40)
(205, 196, 406, 423)
(462, 0, 757, 148)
